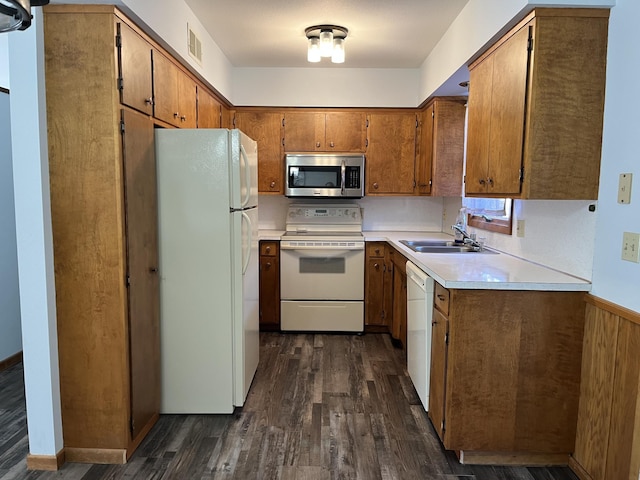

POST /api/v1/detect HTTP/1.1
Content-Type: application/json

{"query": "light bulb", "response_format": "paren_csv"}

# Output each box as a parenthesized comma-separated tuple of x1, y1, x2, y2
(307, 36, 321, 62)
(331, 37, 345, 63)
(320, 29, 333, 57)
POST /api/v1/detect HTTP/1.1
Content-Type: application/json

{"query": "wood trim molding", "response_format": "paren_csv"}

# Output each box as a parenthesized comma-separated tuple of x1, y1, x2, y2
(26, 449, 65, 471)
(585, 294, 640, 326)
(569, 455, 596, 480)
(0, 351, 23, 372)
(65, 447, 127, 464)
(459, 450, 569, 466)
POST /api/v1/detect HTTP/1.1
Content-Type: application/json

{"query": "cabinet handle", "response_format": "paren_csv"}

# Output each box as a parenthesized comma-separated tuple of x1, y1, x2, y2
(265, 246, 271, 253)
(316, 141, 321, 148)
(374, 263, 380, 270)
(487, 177, 494, 185)
(265, 262, 272, 269)
(479, 179, 486, 185)
(144, 97, 153, 105)
(149, 267, 158, 273)
(432, 320, 438, 326)
(181, 115, 187, 122)
(174, 112, 179, 118)
(373, 182, 379, 189)
(270, 181, 276, 188)
(330, 141, 335, 148)
(437, 294, 445, 301)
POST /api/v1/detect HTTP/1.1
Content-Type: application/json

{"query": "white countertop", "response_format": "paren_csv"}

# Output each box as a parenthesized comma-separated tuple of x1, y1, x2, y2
(258, 229, 591, 291)
(364, 231, 591, 291)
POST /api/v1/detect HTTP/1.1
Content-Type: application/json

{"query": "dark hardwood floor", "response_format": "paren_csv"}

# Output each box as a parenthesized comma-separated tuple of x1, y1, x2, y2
(0, 333, 579, 479)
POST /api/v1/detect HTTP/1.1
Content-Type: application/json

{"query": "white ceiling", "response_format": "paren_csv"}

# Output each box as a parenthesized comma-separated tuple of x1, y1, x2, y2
(182, 0, 470, 69)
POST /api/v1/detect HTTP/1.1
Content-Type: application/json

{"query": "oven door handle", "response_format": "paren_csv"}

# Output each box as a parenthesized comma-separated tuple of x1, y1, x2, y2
(341, 160, 346, 196)
(280, 245, 364, 254)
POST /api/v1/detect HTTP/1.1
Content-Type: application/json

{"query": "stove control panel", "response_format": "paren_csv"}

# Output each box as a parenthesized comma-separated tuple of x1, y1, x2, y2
(286, 204, 362, 229)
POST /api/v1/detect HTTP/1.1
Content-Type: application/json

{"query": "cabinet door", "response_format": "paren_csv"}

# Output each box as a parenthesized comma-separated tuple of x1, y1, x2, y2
(177, 72, 197, 129)
(259, 241, 280, 330)
(429, 308, 448, 441)
(365, 252, 386, 326)
(121, 109, 160, 441)
(325, 112, 366, 152)
(415, 106, 434, 195)
(197, 87, 221, 128)
(152, 50, 179, 127)
(366, 113, 416, 195)
(284, 112, 324, 151)
(431, 99, 466, 197)
(117, 22, 153, 115)
(486, 24, 529, 195)
(466, 55, 494, 195)
(235, 111, 284, 193)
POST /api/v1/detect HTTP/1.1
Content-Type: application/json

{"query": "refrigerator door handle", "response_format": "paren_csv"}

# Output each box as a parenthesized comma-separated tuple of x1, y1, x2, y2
(240, 144, 252, 208)
(241, 210, 253, 275)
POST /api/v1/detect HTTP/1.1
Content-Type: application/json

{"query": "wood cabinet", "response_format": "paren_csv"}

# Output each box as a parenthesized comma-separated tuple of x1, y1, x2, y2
(366, 112, 417, 195)
(283, 111, 366, 152)
(153, 50, 197, 128)
(388, 246, 409, 347)
(364, 242, 392, 330)
(259, 241, 280, 331)
(235, 111, 284, 193)
(416, 98, 466, 196)
(43, 5, 160, 463)
(465, 8, 609, 199)
(428, 286, 586, 464)
(197, 86, 221, 128)
(116, 22, 153, 115)
(570, 296, 640, 480)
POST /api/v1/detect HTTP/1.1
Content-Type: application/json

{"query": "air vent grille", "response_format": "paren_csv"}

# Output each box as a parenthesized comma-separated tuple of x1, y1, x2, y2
(187, 24, 202, 64)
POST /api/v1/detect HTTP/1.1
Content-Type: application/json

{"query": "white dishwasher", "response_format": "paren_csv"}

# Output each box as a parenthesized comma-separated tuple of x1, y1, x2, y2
(406, 261, 435, 411)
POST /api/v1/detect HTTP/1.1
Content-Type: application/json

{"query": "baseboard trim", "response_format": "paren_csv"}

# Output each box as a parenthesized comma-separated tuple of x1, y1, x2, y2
(0, 351, 23, 372)
(26, 448, 65, 471)
(65, 447, 127, 464)
(458, 450, 569, 466)
(568, 456, 595, 480)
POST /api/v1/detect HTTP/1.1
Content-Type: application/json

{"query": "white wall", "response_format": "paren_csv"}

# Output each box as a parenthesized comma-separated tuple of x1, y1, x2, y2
(0, 91, 22, 362)
(0, 35, 8, 88)
(590, 0, 640, 312)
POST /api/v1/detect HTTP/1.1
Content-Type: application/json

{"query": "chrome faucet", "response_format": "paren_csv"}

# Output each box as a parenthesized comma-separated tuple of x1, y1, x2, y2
(451, 224, 483, 250)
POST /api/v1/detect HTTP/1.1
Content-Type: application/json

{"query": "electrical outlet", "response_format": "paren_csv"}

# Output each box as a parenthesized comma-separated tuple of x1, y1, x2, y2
(516, 219, 525, 238)
(622, 232, 640, 263)
(618, 173, 633, 204)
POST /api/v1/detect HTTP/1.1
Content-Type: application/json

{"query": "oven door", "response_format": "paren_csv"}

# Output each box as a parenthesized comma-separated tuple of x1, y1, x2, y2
(280, 242, 364, 301)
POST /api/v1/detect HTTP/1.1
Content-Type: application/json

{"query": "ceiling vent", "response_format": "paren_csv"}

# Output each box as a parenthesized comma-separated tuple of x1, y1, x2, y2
(187, 24, 202, 64)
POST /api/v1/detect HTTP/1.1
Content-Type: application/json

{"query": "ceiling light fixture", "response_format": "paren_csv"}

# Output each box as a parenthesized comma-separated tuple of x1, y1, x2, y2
(305, 25, 348, 64)
(0, 0, 49, 33)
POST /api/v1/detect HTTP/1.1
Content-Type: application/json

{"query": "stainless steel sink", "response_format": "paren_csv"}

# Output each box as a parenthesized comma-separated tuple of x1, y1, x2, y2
(399, 239, 498, 254)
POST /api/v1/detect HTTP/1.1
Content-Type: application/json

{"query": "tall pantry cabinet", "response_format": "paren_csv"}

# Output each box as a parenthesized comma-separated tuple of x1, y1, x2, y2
(43, 5, 160, 463)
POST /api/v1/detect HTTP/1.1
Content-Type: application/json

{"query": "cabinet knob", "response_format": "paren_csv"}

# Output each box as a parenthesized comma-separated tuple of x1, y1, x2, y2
(374, 263, 380, 270)
(144, 97, 153, 105)
(373, 182, 379, 189)
(181, 115, 187, 122)
(149, 267, 158, 273)
(265, 246, 271, 253)
(487, 177, 494, 185)
(432, 320, 438, 326)
(330, 141, 335, 148)
(316, 141, 321, 148)
(375, 249, 380, 255)
(270, 181, 276, 188)
(479, 178, 486, 185)
(437, 294, 445, 301)
(265, 262, 272, 269)
(174, 112, 179, 118)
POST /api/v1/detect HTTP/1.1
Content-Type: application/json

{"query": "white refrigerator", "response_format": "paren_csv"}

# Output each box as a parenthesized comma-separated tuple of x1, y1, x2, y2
(155, 128, 259, 413)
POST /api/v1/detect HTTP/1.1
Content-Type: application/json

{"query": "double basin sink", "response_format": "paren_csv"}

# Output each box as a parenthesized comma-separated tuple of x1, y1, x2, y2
(399, 239, 498, 254)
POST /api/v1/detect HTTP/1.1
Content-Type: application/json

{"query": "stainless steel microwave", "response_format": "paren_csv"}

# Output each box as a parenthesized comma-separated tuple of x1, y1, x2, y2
(284, 153, 365, 198)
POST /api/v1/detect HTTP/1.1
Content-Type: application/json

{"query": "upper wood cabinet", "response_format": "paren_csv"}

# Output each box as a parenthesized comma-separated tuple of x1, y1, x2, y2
(366, 112, 417, 195)
(152, 50, 197, 128)
(197, 86, 221, 128)
(416, 98, 466, 197)
(465, 8, 609, 199)
(116, 22, 153, 115)
(283, 111, 366, 152)
(235, 110, 285, 194)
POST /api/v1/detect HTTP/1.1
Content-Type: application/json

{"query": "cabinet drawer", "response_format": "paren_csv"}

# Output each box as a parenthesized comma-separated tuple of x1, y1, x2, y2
(434, 283, 450, 316)
(260, 241, 279, 257)
(366, 242, 385, 258)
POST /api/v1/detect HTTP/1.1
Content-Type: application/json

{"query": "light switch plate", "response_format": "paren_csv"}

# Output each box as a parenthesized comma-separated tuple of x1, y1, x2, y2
(622, 232, 640, 263)
(618, 173, 632, 204)
(516, 219, 525, 238)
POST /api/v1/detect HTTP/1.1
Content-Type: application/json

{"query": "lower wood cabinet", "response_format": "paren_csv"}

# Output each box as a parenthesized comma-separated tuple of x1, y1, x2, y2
(429, 286, 586, 464)
(259, 241, 280, 331)
(364, 242, 392, 330)
(388, 246, 408, 347)
(570, 296, 640, 480)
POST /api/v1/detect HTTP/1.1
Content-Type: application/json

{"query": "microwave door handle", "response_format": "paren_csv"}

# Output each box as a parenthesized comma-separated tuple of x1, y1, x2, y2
(341, 160, 346, 196)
